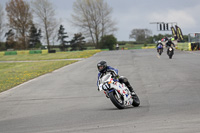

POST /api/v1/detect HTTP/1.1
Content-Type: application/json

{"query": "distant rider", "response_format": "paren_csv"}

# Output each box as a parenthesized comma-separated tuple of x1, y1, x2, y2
(165, 38, 175, 55)
(97, 60, 136, 97)
(156, 40, 163, 52)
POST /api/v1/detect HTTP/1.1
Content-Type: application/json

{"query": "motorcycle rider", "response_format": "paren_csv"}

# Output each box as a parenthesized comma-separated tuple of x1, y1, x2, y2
(165, 38, 175, 55)
(97, 60, 136, 97)
(156, 40, 163, 53)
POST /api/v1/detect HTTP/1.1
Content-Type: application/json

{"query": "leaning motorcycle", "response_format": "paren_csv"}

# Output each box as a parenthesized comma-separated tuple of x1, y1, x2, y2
(98, 73, 140, 109)
(167, 46, 174, 59)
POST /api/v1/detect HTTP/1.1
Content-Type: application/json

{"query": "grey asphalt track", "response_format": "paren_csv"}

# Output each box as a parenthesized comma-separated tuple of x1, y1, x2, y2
(0, 49, 200, 133)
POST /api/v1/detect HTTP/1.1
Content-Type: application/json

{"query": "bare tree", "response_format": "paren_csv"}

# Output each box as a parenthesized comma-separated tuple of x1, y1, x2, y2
(0, 4, 5, 42)
(6, 0, 33, 49)
(31, 0, 58, 51)
(97, 1, 117, 38)
(129, 29, 152, 42)
(71, 0, 117, 49)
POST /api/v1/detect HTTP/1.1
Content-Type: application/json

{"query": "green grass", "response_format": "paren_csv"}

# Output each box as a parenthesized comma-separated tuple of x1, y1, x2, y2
(119, 43, 156, 50)
(0, 49, 101, 93)
(0, 50, 101, 61)
(71, 44, 155, 50)
(0, 61, 77, 92)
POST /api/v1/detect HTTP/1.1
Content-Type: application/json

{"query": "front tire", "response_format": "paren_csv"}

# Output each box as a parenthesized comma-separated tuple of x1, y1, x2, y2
(109, 91, 125, 109)
(159, 50, 162, 55)
(169, 53, 173, 59)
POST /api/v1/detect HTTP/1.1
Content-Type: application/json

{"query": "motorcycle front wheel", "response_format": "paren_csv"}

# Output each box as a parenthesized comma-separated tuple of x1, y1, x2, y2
(169, 53, 173, 59)
(158, 49, 162, 55)
(109, 91, 125, 109)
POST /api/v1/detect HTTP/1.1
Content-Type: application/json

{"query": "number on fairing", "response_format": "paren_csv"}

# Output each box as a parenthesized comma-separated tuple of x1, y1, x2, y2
(103, 83, 109, 90)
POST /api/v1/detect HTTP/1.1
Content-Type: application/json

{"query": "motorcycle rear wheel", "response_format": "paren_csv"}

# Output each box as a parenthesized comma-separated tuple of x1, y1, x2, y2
(109, 91, 125, 109)
(132, 94, 140, 107)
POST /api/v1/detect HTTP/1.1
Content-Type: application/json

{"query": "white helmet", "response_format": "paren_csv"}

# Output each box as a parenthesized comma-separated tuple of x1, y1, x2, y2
(158, 40, 161, 43)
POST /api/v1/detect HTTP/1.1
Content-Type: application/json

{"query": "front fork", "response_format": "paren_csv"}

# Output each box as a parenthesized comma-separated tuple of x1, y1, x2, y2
(104, 90, 109, 98)
(105, 89, 121, 99)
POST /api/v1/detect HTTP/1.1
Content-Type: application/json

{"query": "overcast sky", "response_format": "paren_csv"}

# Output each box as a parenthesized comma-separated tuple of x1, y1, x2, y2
(1, 0, 200, 41)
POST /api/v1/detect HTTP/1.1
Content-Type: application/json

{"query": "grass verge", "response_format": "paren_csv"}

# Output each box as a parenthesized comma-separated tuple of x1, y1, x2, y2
(119, 43, 156, 50)
(0, 60, 77, 93)
(0, 50, 101, 61)
(0, 49, 101, 93)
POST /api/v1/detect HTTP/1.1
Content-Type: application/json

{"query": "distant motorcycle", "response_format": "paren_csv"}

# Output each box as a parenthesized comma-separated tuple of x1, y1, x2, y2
(157, 45, 163, 55)
(167, 46, 174, 59)
(98, 73, 140, 109)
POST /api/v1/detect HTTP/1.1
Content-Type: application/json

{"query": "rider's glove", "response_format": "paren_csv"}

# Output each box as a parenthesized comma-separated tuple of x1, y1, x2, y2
(112, 75, 119, 79)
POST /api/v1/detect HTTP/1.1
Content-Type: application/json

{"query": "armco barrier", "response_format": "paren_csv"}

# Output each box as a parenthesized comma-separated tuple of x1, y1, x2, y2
(176, 43, 190, 51)
(5, 51, 17, 55)
(0, 52, 4, 56)
(29, 50, 42, 54)
(0, 50, 48, 55)
(188, 43, 191, 51)
(17, 50, 29, 55)
(48, 50, 56, 53)
(142, 46, 156, 49)
(42, 50, 48, 54)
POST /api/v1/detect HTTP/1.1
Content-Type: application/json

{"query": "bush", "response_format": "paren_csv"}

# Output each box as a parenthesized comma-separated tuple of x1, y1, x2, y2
(117, 41, 126, 45)
(100, 35, 117, 50)
(0, 42, 6, 51)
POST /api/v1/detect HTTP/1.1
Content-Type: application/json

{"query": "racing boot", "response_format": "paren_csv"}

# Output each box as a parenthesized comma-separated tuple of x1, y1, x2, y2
(119, 76, 136, 97)
(127, 85, 139, 102)
(126, 84, 136, 97)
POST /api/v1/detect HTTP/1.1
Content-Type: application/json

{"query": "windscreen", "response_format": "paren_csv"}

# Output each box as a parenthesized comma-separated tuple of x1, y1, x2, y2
(99, 74, 111, 84)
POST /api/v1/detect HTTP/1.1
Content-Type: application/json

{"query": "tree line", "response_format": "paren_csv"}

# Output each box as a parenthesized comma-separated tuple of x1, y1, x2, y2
(0, 0, 117, 51)
(129, 28, 188, 43)
(0, 0, 187, 52)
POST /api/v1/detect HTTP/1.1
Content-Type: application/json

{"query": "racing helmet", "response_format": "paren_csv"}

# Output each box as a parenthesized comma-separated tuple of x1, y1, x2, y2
(97, 60, 107, 72)
(158, 40, 161, 43)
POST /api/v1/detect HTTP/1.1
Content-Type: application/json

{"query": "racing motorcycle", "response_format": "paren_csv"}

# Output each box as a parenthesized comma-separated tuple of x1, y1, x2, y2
(157, 45, 163, 55)
(167, 46, 174, 59)
(98, 73, 140, 109)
